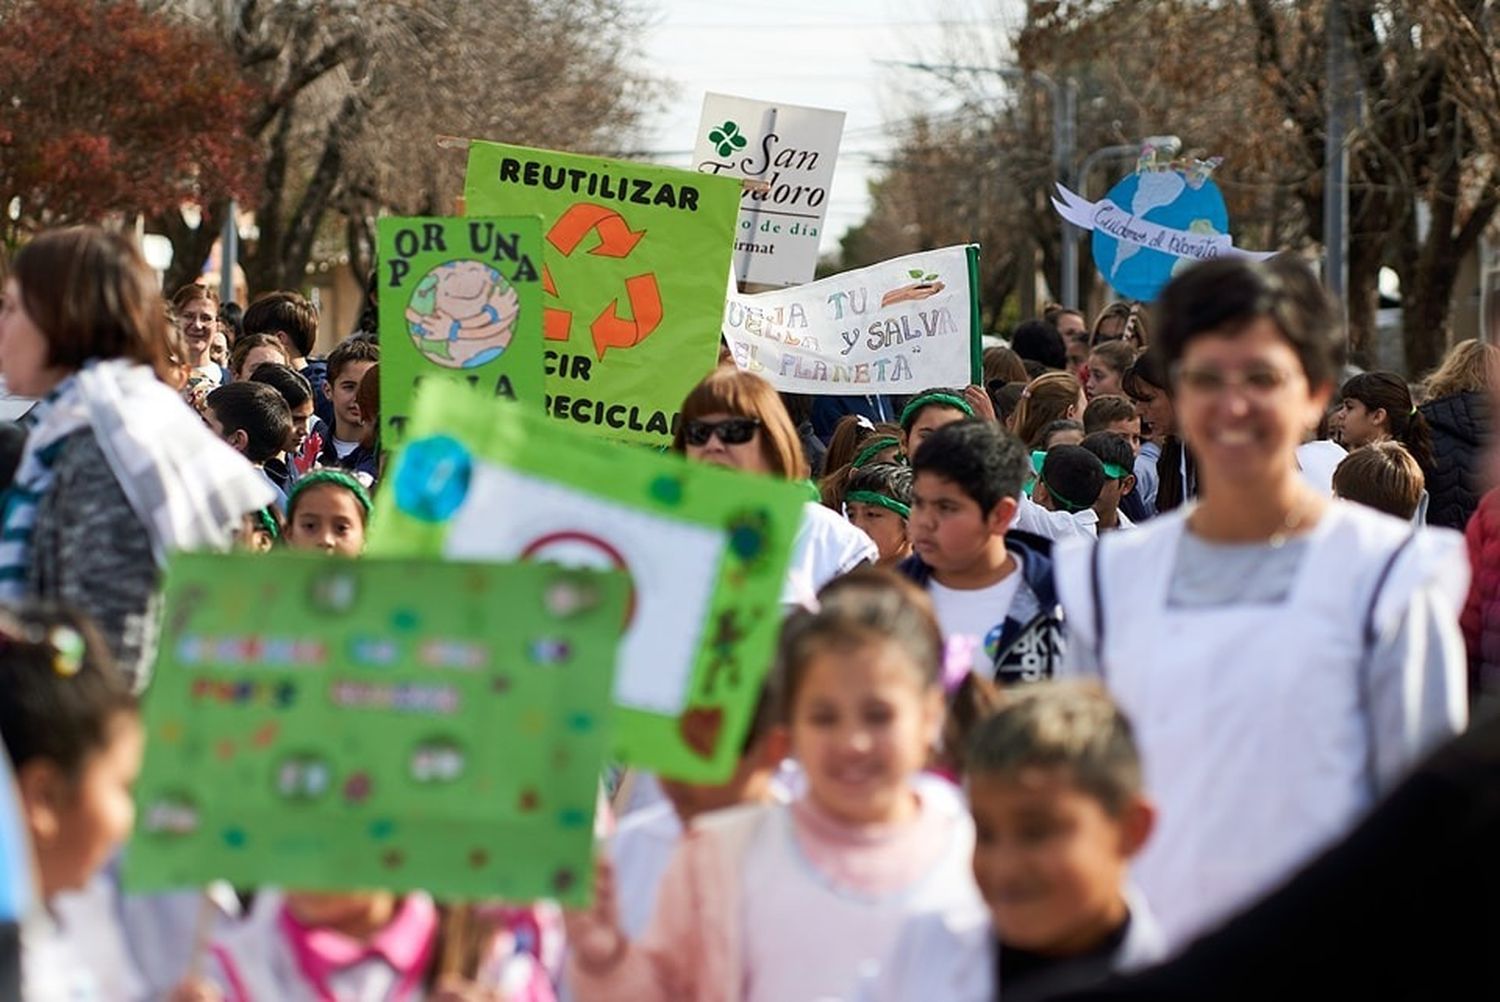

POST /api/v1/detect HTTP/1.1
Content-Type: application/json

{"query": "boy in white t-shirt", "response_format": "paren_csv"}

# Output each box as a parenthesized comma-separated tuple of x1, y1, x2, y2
(899, 419, 1064, 684)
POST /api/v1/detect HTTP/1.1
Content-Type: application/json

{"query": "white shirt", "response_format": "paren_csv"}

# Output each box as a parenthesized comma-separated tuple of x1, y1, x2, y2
(331, 435, 361, 460)
(609, 801, 683, 939)
(784, 502, 879, 606)
(929, 572, 1023, 674)
(1014, 492, 1097, 540)
(1296, 439, 1347, 496)
(1054, 502, 1468, 948)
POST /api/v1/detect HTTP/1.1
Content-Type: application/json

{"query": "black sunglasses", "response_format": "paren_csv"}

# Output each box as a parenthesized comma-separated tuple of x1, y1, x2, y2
(684, 417, 761, 446)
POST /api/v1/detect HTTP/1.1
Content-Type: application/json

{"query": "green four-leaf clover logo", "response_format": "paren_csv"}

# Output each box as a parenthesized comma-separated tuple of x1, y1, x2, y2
(708, 120, 748, 158)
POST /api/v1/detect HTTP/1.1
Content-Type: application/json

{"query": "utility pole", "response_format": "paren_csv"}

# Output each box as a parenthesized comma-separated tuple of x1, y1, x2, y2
(1324, 0, 1354, 326)
(219, 200, 238, 306)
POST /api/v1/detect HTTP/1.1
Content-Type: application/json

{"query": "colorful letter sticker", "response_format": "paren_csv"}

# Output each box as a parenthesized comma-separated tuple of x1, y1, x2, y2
(370, 384, 805, 782)
(125, 552, 625, 904)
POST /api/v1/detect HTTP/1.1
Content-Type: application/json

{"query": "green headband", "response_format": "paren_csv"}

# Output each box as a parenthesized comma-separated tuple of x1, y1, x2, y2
(845, 489, 911, 518)
(1039, 474, 1090, 514)
(287, 469, 374, 517)
(254, 507, 280, 540)
(851, 436, 901, 469)
(1101, 462, 1131, 480)
(899, 392, 974, 430)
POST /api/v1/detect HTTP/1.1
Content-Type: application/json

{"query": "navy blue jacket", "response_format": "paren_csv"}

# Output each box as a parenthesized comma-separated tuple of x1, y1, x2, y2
(897, 528, 1065, 684)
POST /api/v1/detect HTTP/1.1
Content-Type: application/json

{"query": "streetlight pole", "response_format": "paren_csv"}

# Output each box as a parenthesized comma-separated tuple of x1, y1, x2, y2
(1324, 0, 1354, 325)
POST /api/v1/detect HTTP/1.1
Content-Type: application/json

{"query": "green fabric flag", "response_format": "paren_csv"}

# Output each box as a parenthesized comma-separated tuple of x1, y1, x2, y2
(124, 552, 625, 904)
(378, 216, 545, 445)
(369, 385, 805, 782)
(463, 141, 741, 447)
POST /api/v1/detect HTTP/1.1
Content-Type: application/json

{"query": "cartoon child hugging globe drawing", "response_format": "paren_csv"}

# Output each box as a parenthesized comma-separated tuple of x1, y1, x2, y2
(405, 259, 521, 369)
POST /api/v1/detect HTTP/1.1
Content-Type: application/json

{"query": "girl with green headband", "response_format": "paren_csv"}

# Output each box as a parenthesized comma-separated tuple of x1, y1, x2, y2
(283, 469, 373, 557)
(843, 462, 914, 567)
(899, 386, 978, 453)
(816, 420, 905, 511)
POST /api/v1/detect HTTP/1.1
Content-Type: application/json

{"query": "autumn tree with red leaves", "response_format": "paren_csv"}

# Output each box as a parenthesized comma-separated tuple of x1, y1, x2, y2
(0, 0, 259, 252)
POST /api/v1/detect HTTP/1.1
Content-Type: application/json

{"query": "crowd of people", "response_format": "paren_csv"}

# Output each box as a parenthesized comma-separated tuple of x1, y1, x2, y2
(0, 225, 1494, 1000)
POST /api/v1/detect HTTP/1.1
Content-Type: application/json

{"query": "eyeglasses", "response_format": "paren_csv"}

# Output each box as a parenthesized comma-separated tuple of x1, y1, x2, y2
(1171, 364, 1299, 399)
(683, 417, 761, 446)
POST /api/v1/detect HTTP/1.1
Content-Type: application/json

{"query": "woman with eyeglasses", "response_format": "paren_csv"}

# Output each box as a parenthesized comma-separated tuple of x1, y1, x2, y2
(1052, 256, 1468, 952)
(673, 366, 877, 604)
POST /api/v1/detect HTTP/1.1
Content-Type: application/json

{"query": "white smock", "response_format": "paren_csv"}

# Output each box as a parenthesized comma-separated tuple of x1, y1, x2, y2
(1053, 501, 1468, 949)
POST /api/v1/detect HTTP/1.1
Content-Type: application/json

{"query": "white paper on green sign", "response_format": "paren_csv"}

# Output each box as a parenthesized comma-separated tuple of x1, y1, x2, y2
(444, 465, 723, 715)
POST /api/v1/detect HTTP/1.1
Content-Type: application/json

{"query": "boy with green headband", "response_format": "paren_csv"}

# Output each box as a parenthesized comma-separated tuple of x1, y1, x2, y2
(843, 462, 914, 566)
(899, 386, 977, 452)
(1081, 432, 1139, 533)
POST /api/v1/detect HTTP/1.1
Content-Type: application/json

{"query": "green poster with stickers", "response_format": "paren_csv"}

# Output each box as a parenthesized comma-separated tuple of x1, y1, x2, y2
(377, 216, 544, 445)
(368, 385, 806, 782)
(463, 141, 742, 447)
(124, 552, 625, 904)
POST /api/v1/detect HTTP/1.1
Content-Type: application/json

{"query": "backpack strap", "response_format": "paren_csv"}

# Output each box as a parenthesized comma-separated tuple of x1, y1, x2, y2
(1090, 537, 1106, 677)
(1357, 529, 1419, 797)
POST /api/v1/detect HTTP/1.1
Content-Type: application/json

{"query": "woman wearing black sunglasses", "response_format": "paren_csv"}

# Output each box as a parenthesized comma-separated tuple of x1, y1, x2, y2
(673, 367, 877, 604)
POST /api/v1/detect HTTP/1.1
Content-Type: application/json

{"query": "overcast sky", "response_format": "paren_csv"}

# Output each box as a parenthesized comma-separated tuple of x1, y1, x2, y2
(634, 0, 1016, 255)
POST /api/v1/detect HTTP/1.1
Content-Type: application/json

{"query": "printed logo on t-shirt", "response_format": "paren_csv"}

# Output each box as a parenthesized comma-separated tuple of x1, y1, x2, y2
(993, 614, 1061, 686)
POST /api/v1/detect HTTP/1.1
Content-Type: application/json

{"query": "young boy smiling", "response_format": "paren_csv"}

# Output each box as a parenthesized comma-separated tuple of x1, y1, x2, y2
(899, 420, 1064, 683)
(867, 682, 1163, 1002)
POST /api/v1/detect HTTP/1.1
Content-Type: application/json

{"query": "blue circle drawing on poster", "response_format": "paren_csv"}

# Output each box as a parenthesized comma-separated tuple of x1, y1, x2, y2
(1090, 170, 1230, 303)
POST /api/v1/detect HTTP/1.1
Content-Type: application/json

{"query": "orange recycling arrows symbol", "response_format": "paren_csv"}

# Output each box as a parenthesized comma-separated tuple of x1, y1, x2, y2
(542, 202, 662, 359)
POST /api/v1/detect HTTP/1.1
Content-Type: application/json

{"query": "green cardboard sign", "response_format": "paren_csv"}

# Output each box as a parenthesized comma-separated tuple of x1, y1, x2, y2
(463, 141, 742, 447)
(378, 215, 545, 445)
(125, 552, 624, 904)
(369, 385, 805, 782)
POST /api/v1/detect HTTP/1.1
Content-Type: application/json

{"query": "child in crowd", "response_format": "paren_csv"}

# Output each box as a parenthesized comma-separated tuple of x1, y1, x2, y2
(209, 330, 229, 369)
(844, 462, 914, 567)
(899, 388, 976, 452)
(868, 682, 1163, 1002)
(1082, 396, 1142, 458)
(355, 364, 382, 485)
(228, 333, 290, 383)
(205, 382, 294, 512)
(1037, 419, 1085, 450)
(1080, 433, 1138, 533)
(993, 382, 1027, 431)
(900, 420, 1064, 683)
(610, 691, 787, 939)
(249, 363, 317, 492)
(0, 604, 143, 1000)
(1033, 446, 1106, 522)
(175, 894, 559, 1001)
(1083, 340, 1135, 400)
(282, 470, 370, 557)
(565, 569, 980, 1002)
(1335, 372, 1436, 479)
(317, 338, 380, 483)
(1332, 441, 1427, 522)
(1083, 397, 1149, 523)
(242, 291, 330, 425)
(236, 507, 281, 553)
(1121, 354, 1187, 515)
(1013, 373, 1087, 449)
(819, 422, 903, 511)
